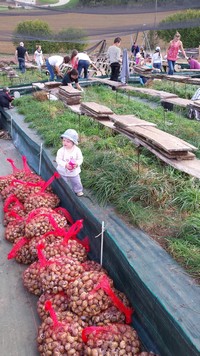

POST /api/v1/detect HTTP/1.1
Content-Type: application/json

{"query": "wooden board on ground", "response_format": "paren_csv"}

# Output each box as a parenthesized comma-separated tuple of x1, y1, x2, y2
(165, 75, 189, 83)
(90, 77, 125, 88)
(186, 78, 200, 85)
(80, 101, 113, 119)
(118, 85, 178, 100)
(161, 97, 191, 108)
(44, 81, 61, 89)
(59, 86, 82, 96)
(123, 125, 197, 153)
(109, 114, 157, 129)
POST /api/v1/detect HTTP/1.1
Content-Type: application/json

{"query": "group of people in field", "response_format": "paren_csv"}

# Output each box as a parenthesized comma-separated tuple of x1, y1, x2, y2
(14, 31, 200, 86)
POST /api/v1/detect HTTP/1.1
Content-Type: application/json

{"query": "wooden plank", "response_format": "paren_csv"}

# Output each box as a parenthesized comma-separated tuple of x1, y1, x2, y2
(161, 97, 191, 108)
(165, 75, 189, 83)
(108, 114, 157, 128)
(123, 126, 197, 152)
(80, 102, 113, 115)
(187, 78, 200, 85)
(118, 86, 178, 99)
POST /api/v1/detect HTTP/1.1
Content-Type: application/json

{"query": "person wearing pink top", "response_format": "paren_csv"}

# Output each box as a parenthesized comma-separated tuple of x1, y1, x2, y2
(166, 31, 187, 75)
(187, 57, 200, 70)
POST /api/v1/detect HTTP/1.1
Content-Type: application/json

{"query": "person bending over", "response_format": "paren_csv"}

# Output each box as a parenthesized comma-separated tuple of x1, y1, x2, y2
(62, 69, 83, 91)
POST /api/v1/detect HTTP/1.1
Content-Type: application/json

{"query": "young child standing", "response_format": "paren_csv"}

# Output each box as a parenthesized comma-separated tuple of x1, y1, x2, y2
(56, 129, 84, 196)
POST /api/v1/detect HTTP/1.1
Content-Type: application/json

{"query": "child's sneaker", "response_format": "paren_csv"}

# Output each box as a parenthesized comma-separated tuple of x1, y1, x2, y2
(76, 191, 84, 197)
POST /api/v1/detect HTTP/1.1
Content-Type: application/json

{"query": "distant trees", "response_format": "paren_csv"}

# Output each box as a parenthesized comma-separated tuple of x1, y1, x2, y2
(13, 20, 87, 54)
(157, 9, 200, 48)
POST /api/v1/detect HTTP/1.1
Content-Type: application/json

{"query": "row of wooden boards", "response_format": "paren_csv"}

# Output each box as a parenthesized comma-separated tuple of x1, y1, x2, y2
(79, 101, 197, 161)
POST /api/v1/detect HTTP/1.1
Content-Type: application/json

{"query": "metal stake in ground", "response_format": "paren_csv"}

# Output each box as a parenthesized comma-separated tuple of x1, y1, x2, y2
(94, 221, 105, 266)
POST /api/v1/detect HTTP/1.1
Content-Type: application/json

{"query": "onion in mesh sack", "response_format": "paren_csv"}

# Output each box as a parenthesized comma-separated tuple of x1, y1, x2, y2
(82, 260, 108, 274)
(37, 292, 69, 321)
(24, 172, 60, 213)
(39, 220, 88, 263)
(66, 271, 113, 318)
(23, 259, 43, 295)
(7, 236, 36, 264)
(0, 156, 34, 194)
(82, 324, 141, 355)
(37, 301, 85, 355)
(67, 273, 133, 323)
(3, 194, 26, 226)
(5, 214, 25, 243)
(25, 208, 68, 239)
(40, 251, 84, 295)
(90, 288, 132, 326)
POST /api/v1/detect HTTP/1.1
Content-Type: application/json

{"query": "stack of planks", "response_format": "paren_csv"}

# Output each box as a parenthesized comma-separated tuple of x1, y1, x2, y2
(80, 101, 113, 119)
(58, 86, 83, 105)
(109, 114, 197, 160)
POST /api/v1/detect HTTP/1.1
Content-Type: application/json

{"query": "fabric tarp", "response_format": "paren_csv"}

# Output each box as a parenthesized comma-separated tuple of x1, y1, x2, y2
(1, 107, 200, 356)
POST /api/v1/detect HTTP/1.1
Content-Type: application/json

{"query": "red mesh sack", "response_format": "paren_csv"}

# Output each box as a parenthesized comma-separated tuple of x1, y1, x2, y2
(0, 156, 32, 194)
(25, 208, 68, 239)
(66, 271, 113, 317)
(3, 194, 26, 226)
(67, 273, 133, 323)
(37, 301, 85, 355)
(54, 206, 74, 226)
(82, 260, 107, 274)
(37, 292, 69, 321)
(40, 247, 84, 294)
(90, 288, 132, 326)
(1, 179, 46, 203)
(39, 220, 88, 262)
(23, 243, 50, 295)
(24, 172, 60, 213)
(82, 324, 141, 355)
(5, 213, 25, 243)
(7, 236, 34, 264)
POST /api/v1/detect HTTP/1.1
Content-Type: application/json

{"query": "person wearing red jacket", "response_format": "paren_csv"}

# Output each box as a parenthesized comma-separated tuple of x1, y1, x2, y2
(0, 87, 14, 109)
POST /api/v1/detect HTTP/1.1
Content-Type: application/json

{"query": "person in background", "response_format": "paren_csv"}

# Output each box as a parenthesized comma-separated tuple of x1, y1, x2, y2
(62, 68, 83, 91)
(139, 46, 146, 59)
(131, 41, 140, 59)
(46, 55, 69, 81)
(56, 129, 84, 197)
(0, 87, 14, 109)
(107, 37, 122, 86)
(135, 52, 142, 65)
(15, 42, 29, 74)
(166, 31, 187, 75)
(70, 50, 98, 79)
(139, 54, 154, 85)
(152, 46, 163, 71)
(187, 57, 200, 70)
(34, 45, 44, 71)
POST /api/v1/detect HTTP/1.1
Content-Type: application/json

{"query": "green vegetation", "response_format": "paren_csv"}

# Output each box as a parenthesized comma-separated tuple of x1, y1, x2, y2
(157, 9, 200, 47)
(13, 20, 87, 54)
(14, 84, 200, 281)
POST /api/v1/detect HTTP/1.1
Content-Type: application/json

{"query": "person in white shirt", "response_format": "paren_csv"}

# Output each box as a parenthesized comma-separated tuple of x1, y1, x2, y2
(34, 45, 44, 71)
(46, 55, 69, 81)
(77, 52, 98, 78)
(56, 129, 84, 197)
(152, 46, 163, 71)
(107, 37, 122, 82)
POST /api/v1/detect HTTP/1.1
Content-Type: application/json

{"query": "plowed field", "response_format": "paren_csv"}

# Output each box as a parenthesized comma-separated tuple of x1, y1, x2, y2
(0, 8, 174, 54)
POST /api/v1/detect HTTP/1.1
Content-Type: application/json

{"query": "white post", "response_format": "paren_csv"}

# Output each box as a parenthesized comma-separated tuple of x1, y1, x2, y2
(100, 221, 105, 266)
(39, 143, 43, 175)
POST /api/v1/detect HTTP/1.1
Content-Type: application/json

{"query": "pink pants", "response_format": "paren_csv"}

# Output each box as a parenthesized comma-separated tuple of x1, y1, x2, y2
(62, 174, 83, 194)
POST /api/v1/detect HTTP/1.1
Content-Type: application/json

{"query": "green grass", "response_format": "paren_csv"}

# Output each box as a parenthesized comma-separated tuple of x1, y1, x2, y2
(14, 83, 200, 281)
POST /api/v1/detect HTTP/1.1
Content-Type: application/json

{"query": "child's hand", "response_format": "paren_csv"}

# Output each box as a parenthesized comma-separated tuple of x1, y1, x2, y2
(66, 160, 77, 170)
